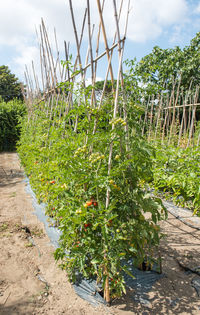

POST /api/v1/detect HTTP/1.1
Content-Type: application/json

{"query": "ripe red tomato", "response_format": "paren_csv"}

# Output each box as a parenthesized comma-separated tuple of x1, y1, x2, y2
(84, 223, 91, 228)
(86, 201, 93, 206)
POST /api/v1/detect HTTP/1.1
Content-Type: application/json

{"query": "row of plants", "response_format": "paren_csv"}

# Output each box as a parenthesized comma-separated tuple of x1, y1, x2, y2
(0, 99, 26, 152)
(18, 79, 166, 301)
(152, 144, 200, 216)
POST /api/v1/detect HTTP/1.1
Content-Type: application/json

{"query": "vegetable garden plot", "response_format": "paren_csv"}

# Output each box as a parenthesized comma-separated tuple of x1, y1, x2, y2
(125, 54, 200, 148)
(18, 0, 167, 304)
(138, 81, 200, 148)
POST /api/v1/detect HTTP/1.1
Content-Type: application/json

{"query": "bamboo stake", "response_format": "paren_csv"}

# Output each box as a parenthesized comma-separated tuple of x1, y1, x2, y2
(162, 93, 169, 144)
(169, 76, 181, 143)
(69, 0, 83, 69)
(187, 86, 199, 147)
(92, 0, 124, 136)
(42, 19, 58, 84)
(87, 0, 96, 107)
(94, 0, 105, 83)
(142, 96, 150, 137)
(25, 65, 34, 102)
(97, 0, 125, 107)
(37, 39, 124, 105)
(41, 19, 57, 88)
(103, 266, 110, 304)
(113, 0, 130, 152)
(39, 24, 51, 91)
(166, 79, 176, 143)
(154, 94, 162, 139)
(148, 95, 155, 141)
(177, 85, 192, 147)
(82, 23, 95, 82)
(39, 43, 45, 93)
(63, 8, 87, 123)
(96, 0, 115, 88)
(31, 60, 40, 97)
(67, 3, 85, 115)
(54, 28, 62, 81)
(105, 1, 130, 209)
(162, 102, 200, 110)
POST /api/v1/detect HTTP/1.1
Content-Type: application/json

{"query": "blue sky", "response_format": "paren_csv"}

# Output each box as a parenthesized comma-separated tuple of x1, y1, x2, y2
(0, 0, 200, 85)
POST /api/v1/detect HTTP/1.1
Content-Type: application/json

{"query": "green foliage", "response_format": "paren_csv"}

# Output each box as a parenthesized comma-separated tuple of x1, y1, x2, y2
(0, 99, 26, 152)
(135, 46, 184, 91)
(152, 145, 200, 216)
(126, 32, 200, 98)
(18, 79, 166, 299)
(90, 80, 117, 95)
(0, 66, 23, 102)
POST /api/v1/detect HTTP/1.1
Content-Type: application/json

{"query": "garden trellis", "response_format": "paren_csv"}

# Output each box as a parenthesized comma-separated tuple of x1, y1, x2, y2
(24, 0, 129, 105)
(19, 0, 166, 303)
(23, 0, 154, 303)
(139, 80, 200, 147)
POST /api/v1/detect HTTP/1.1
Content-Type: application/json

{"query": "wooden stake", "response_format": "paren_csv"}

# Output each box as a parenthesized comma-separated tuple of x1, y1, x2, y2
(104, 266, 110, 304)
(96, 0, 115, 87)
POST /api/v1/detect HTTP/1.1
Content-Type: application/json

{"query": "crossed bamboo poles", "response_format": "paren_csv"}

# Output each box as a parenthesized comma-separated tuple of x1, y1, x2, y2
(23, 0, 131, 303)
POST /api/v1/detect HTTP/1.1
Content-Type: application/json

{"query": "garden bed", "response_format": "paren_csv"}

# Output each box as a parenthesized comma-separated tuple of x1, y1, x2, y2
(1, 152, 200, 314)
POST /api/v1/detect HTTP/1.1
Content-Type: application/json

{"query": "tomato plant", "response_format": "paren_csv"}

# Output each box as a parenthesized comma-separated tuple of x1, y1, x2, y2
(18, 68, 166, 302)
(152, 144, 200, 216)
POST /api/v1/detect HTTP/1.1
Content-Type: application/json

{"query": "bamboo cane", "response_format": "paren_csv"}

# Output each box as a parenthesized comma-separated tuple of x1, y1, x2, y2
(169, 76, 181, 144)
(113, 0, 130, 152)
(31, 60, 40, 97)
(148, 95, 155, 141)
(41, 19, 58, 87)
(187, 86, 199, 147)
(54, 28, 62, 81)
(154, 93, 162, 139)
(105, 6, 130, 208)
(94, 0, 105, 84)
(40, 22, 53, 89)
(166, 79, 176, 143)
(103, 266, 110, 304)
(87, 0, 96, 107)
(69, 0, 83, 69)
(96, 0, 115, 88)
(142, 95, 150, 137)
(39, 24, 51, 91)
(92, 0, 124, 137)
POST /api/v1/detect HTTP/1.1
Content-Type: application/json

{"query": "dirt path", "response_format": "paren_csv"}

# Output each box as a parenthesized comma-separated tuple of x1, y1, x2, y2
(0, 153, 107, 315)
(0, 152, 200, 315)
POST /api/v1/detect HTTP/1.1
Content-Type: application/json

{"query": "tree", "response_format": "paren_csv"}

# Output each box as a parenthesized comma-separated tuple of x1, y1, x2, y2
(0, 66, 23, 102)
(133, 32, 200, 95)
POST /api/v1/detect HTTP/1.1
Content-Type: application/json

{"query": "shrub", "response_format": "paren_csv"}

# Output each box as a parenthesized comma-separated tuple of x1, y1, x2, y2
(0, 99, 26, 152)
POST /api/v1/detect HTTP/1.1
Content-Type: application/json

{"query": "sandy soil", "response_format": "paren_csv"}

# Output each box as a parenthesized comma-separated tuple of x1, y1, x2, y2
(0, 152, 200, 315)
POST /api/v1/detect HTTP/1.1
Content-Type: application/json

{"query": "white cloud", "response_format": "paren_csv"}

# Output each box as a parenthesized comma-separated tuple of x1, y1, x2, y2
(0, 0, 195, 83)
(127, 0, 188, 42)
(13, 45, 40, 80)
(0, 0, 38, 46)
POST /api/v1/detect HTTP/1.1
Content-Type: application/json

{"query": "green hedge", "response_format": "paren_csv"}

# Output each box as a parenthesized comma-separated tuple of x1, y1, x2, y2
(0, 99, 26, 152)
